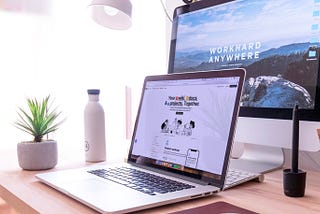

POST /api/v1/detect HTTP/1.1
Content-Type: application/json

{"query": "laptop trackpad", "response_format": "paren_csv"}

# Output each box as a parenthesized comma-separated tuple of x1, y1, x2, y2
(64, 179, 144, 212)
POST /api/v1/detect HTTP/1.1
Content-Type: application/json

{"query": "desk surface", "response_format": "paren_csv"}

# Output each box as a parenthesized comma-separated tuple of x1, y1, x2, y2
(1, 149, 320, 214)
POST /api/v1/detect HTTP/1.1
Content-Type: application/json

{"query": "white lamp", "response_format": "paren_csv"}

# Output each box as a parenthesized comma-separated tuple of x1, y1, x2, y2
(89, 0, 132, 30)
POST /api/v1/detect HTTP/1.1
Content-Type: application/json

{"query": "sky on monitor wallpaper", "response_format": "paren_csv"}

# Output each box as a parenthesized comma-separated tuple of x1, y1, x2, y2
(174, 0, 320, 109)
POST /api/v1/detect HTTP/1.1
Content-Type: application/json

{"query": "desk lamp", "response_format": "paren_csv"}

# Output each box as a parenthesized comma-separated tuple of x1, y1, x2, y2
(89, 0, 132, 30)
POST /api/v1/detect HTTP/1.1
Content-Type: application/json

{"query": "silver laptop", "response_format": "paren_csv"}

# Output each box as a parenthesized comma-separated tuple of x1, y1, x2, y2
(36, 68, 247, 214)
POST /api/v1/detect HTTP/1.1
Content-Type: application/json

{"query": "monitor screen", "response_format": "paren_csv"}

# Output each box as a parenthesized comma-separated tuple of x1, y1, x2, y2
(168, 0, 320, 121)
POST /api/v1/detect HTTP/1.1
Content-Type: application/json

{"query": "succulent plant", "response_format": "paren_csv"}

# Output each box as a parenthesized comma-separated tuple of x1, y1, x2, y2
(15, 95, 65, 142)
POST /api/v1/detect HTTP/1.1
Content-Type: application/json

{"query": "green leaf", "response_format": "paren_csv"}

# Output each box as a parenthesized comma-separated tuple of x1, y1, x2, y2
(14, 95, 65, 142)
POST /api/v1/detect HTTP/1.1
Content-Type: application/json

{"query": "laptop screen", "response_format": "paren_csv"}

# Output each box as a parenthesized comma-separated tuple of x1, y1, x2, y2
(128, 69, 245, 186)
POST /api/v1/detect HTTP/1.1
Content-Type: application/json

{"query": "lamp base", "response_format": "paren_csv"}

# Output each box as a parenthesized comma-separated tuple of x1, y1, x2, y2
(283, 169, 306, 197)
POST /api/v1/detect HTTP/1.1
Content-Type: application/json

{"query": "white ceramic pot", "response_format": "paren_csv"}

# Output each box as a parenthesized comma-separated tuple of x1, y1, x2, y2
(17, 141, 58, 170)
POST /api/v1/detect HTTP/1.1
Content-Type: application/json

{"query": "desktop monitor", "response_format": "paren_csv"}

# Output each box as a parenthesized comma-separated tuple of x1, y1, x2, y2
(168, 0, 320, 173)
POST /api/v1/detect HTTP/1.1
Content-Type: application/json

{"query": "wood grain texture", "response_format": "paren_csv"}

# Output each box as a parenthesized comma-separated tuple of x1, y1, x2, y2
(1, 149, 320, 214)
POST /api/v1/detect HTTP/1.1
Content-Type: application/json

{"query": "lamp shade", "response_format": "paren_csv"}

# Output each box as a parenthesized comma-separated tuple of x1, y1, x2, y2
(89, 0, 132, 30)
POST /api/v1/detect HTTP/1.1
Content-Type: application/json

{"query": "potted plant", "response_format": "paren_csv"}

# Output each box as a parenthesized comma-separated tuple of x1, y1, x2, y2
(15, 95, 65, 170)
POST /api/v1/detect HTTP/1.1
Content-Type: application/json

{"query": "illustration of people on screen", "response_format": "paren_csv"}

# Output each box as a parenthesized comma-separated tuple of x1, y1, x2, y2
(182, 120, 195, 136)
(161, 119, 195, 136)
(161, 119, 169, 133)
(172, 119, 183, 135)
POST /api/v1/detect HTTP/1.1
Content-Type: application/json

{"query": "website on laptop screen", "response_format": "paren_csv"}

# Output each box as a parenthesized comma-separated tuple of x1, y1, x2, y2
(131, 76, 240, 179)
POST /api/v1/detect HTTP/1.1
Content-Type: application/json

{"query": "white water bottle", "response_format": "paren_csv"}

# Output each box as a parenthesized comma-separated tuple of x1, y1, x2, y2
(84, 89, 106, 162)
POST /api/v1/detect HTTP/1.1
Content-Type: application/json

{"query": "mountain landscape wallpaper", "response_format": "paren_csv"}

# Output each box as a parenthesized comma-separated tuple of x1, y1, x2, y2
(173, 0, 320, 109)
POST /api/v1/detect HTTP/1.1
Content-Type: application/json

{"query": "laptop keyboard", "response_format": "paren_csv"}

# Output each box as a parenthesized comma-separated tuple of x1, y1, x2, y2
(88, 167, 195, 196)
(224, 168, 260, 189)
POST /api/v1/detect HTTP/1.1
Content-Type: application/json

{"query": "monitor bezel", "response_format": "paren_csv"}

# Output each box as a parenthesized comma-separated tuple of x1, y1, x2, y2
(167, 0, 320, 121)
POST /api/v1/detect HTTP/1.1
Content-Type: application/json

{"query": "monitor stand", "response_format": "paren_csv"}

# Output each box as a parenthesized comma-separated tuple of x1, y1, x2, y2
(229, 143, 285, 174)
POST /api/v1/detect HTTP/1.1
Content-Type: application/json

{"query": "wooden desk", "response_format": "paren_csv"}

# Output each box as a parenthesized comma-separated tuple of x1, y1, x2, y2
(1, 149, 320, 214)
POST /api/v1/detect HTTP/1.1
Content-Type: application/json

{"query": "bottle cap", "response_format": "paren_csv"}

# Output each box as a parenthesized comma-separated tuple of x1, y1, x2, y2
(87, 89, 100, 95)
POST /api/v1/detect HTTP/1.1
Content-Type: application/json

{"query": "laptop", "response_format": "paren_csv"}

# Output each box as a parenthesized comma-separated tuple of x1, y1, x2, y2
(36, 68, 247, 214)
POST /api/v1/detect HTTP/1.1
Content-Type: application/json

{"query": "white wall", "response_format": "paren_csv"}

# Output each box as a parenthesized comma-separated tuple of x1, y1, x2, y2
(0, 0, 167, 161)
(4, 0, 318, 170)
